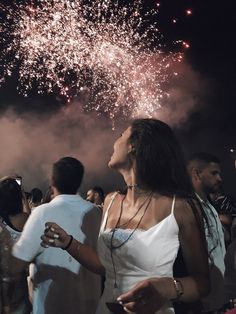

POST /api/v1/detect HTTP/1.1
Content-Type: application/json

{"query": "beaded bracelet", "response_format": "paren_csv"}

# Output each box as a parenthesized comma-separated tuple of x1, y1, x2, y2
(62, 235, 73, 250)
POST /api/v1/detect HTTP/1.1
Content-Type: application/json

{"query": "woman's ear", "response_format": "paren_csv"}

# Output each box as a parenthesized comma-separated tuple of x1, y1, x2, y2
(128, 145, 136, 155)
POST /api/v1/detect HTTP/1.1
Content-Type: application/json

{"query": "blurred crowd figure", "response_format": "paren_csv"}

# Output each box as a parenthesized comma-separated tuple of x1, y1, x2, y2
(187, 151, 236, 314)
(0, 125, 235, 314)
(86, 186, 105, 209)
(187, 152, 226, 313)
(210, 189, 236, 247)
(0, 177, 31, 314)
(224, 219, 236, 310)
(42, 186, 54, 204)
(29, 188, 43, 211)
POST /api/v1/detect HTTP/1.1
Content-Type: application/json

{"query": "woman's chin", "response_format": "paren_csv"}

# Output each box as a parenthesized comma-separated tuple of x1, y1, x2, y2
(108, 158, 117, 169)
(108, 160, 113, 169)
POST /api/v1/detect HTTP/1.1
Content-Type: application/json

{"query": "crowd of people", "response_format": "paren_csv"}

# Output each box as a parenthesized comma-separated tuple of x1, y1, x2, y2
(0, 118, 235, 314)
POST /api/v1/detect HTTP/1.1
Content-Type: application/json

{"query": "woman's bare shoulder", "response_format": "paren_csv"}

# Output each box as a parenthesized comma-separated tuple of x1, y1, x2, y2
(105, 191, 119, 199)
(103, 191, 121, 211)
(174, 197, 202, 228)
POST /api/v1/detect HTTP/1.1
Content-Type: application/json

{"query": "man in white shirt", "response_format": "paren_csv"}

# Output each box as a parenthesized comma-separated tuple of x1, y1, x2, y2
(11, 157, 101, 314)
(188, 152, 226, 313)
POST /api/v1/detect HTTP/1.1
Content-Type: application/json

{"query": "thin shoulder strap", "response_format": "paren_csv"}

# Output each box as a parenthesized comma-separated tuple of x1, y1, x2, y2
(171, 195, 176, 214)
(100, 192, 119, 232)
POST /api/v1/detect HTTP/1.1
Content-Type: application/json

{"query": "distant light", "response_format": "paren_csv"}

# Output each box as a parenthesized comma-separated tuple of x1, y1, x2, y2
(177, 54, 183, 62)
(186, 9, 192, 16)
(182, 41, 190, 49)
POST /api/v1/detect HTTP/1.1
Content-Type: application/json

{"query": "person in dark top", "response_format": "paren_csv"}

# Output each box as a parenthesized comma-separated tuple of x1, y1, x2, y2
(0, 176, 31, 314)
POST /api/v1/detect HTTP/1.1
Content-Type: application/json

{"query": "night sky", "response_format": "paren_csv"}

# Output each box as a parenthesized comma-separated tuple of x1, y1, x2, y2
(174, 0, 236, 195)
(0, 0, 235, 195)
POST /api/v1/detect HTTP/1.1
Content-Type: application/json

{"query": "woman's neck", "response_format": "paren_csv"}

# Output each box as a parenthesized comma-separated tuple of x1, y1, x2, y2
(121, 168, 136, 189)
(125, 184, 154, 208)
(120, 168, 153, 203)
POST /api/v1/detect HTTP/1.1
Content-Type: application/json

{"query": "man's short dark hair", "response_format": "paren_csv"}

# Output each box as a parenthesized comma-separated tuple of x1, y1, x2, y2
(52, 157, 84, 194)
(189, 152, 220, 165)
(187, 152, 220, 172)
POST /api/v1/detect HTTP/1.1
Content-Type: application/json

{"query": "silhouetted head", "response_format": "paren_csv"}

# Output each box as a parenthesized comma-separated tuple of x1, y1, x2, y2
(86, 186, 104, 205)
(30, 188, 43, 204)
(42, 186, 54, 204)
(0, 176, 23, 217)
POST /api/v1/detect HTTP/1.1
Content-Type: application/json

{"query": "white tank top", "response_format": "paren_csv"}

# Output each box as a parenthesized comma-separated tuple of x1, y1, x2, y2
(96, 193, 179, 314)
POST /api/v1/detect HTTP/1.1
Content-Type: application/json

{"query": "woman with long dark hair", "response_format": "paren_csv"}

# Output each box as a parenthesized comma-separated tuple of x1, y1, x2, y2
(0, 177, 31, 314)
(41, 118, 209, 314)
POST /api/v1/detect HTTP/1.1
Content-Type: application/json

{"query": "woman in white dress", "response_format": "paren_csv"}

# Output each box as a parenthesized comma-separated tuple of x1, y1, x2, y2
(41, 118, 210, 314)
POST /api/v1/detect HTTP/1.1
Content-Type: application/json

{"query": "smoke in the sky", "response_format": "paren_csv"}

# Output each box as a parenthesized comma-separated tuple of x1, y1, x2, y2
(1, 60, 234, 196)
(0, 105, 125, 195)
(158, 61, 208, 127)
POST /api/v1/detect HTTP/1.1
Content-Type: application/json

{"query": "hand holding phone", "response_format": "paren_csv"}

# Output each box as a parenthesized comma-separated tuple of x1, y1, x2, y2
(106, 302, 126, 314)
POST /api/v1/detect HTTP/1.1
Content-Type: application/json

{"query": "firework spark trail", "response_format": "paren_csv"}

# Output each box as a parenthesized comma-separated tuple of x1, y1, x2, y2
(0, 0, 183, 119)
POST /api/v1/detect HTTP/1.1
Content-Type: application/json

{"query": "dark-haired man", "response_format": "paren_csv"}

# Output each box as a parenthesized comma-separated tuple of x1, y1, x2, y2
(11, 157, 101, 314)
(86, 186, 105, 209)
(187, 152, 226, 313)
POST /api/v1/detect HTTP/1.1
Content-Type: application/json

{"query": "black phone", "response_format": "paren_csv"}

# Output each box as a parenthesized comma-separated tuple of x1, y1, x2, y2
(106, 302, 126, 314)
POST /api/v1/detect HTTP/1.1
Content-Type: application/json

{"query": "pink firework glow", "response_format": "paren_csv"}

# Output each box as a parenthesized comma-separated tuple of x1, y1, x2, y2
(0, 0, 189, 119)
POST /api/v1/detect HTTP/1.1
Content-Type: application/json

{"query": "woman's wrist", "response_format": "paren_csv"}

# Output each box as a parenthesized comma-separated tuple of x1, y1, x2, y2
(171, 278, 184, 301)
(62, 235, 73, 250)
(164, 277, 183, 301)
(152, 277, 183, 301)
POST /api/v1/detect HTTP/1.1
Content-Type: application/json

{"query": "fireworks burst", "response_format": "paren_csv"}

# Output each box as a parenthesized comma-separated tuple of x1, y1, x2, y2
(0, 0, 183, 119)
